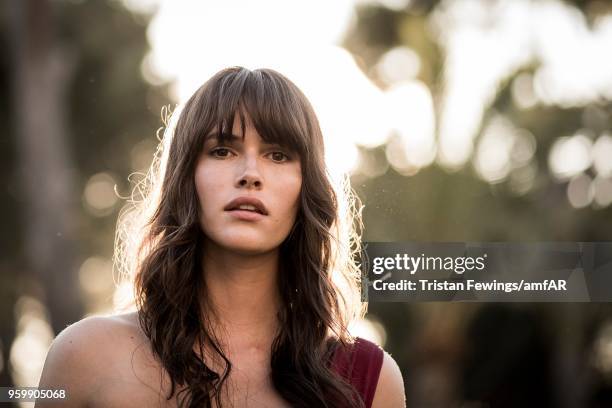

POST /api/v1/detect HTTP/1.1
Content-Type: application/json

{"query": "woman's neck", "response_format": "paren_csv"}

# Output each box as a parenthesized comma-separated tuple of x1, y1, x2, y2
(200, 241, 282, 350)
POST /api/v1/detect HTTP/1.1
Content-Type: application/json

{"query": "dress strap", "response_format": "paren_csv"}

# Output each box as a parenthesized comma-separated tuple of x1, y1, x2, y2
(331, 337, 384, 408)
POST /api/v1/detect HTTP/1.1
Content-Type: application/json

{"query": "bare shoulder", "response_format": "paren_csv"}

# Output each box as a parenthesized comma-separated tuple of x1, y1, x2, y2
(53, 311, 141, 346)
(42, 311, 143, 368)
(36, 311, 150, 407)
(371, 350, 406, 408)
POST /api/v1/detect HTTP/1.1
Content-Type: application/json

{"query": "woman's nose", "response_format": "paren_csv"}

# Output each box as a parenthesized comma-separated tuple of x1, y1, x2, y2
(238, 175, 261, 188)
(235, 155, 262, 189)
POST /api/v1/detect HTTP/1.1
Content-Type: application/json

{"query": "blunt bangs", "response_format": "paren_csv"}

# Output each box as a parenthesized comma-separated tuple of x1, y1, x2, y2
(197, 68, 312, 158)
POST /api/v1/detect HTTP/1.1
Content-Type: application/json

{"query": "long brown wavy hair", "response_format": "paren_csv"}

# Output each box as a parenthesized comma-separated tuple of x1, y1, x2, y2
(113, 67, 366, 407)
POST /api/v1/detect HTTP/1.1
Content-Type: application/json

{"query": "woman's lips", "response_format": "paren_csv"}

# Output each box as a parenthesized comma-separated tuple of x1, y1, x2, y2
(226, 209, 266, 221)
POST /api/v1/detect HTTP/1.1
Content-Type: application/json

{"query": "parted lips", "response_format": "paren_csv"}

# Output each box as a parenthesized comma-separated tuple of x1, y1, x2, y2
(224, 196, 268, 215)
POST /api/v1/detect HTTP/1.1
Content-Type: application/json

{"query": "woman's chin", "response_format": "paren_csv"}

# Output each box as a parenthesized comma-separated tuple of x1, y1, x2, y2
(217, 237, 279, 255)
(228, 244, 276, 256)
(202, 228, 287, 255)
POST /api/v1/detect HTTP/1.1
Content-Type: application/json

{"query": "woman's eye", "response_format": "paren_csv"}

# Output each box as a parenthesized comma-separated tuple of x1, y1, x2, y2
(210, 147, 232, 158)
(269, 151, 289, 162)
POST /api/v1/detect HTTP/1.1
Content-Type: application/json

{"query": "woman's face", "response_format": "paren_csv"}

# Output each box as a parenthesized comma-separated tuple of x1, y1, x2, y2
(194, 113, 302, 255)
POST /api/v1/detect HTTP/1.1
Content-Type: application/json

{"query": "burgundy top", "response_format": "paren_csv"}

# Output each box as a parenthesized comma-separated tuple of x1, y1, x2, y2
(330, 337, 384, 408)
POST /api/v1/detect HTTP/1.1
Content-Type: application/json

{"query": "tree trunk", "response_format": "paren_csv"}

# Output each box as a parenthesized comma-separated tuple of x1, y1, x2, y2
(8, 0, 84, 335)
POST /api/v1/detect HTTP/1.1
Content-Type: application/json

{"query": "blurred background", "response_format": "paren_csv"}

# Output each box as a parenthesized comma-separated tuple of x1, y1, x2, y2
(2, 0, 612, 406)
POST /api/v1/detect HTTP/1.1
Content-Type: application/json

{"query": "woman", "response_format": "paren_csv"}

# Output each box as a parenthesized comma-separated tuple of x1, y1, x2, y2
(37, 67, 405, 407)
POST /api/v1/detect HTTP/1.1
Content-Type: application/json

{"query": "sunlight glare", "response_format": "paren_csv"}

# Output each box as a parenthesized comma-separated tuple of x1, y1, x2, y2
(384, 81, 436, 172)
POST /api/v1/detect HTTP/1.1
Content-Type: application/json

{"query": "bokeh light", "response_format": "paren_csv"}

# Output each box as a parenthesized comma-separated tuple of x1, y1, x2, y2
(79, 256, 114, 296)
(567, 173, 595, 208)
(349, 316, 387, 347)
(376, 46, 422, 85)
(82, 172, 119, 216)
(592, 133, 612, 177)
(593, 175, 612, 208)
(9, 296, 54, 388)
(548, 133, 593, 181)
